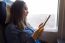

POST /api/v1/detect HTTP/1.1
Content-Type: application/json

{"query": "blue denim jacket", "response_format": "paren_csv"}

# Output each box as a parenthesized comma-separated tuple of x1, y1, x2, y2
(5, 23, 41, 43)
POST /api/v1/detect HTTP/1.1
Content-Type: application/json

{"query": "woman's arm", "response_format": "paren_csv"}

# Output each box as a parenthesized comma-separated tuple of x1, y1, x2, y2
(19, 32, 36, 43)
(5, 24, 21, 43)
(27, 23, 44, 40)
(5, 24, 36, 43)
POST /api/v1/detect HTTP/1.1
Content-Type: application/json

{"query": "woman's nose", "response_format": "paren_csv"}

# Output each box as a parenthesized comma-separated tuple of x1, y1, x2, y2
(27, 10, 29, 14)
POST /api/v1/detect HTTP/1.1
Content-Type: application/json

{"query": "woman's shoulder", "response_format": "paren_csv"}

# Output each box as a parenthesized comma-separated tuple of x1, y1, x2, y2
(5, 23, 20, 34)
(6, 23, 16, 30)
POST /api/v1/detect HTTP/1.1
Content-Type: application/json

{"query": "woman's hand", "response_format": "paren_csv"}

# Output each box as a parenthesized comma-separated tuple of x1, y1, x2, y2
(32, 23, 44, 40)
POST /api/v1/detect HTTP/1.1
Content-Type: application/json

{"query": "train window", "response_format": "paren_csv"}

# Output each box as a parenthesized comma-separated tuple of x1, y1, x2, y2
(24, 0, 59, 32)
(10, 0, 15, 2)
(6, 0, 59, 32)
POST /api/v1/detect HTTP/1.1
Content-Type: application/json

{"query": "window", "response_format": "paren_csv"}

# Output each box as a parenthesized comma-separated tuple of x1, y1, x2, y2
(7, 0, 59, 32)
(24, 0, 58, 32)
(10, 0, 15, 2)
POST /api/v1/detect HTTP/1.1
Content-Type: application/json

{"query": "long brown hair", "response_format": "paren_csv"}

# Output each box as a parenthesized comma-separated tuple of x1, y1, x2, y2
(9, 1, 27, 29)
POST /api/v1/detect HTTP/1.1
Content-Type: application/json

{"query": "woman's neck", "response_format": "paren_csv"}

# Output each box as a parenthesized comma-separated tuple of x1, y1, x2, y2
(20, 21, 27, 28)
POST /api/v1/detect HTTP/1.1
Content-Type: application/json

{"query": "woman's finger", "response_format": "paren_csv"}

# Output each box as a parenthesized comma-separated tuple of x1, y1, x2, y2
(37, 28, 43, 38)
(38, 23, 43, 28)
(37, 23, 43, 31)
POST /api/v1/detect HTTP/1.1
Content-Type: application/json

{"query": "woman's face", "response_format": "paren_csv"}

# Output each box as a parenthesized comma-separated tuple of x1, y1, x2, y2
(22, 4, 28, 18)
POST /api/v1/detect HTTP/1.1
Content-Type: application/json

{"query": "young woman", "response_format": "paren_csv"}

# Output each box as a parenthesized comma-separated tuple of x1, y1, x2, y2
(5, 1, 44, 43)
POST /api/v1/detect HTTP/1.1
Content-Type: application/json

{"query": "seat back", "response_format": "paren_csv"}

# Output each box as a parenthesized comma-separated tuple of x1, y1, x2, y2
(0, 1, 6, 43)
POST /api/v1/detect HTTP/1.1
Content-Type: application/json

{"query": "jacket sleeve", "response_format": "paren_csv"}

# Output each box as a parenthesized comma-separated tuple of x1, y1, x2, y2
(18, 32, 36, 43)
(5, 24, 36, 43)
(5, 25, 21, 43)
